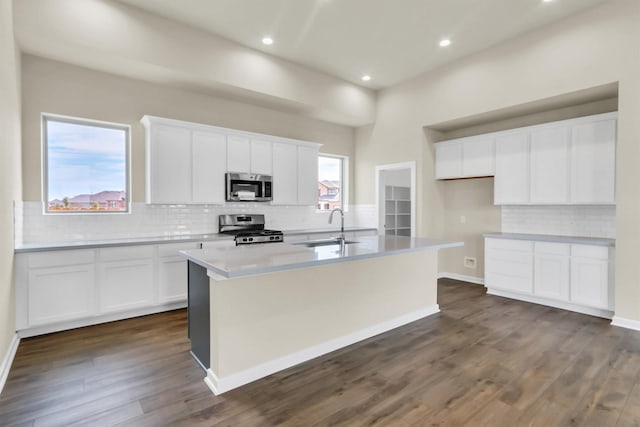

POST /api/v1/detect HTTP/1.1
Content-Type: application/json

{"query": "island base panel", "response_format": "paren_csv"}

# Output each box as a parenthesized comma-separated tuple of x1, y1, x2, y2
(207, 250, 439, 393)
(188, 261, 210, 369)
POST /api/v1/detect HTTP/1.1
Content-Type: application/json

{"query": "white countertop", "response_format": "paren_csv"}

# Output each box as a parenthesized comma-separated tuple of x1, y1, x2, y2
(13, 227, 378, 253)
(180, 235, 463, 279)
(483, 232, 615, 247)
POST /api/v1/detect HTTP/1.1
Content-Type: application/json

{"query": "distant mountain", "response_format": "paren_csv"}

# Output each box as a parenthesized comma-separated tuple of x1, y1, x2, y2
(68, 190, 126, 203)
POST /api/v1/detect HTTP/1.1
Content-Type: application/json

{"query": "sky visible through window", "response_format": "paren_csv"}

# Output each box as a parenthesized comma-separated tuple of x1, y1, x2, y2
(318, 156, 341, 181)
(318, 155, 342, 211)
(46, 119, 127, 212)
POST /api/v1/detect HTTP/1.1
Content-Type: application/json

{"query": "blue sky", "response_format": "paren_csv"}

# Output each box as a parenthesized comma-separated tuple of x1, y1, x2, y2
(318, 156, 341, 181)
(47, 120, 126, 201)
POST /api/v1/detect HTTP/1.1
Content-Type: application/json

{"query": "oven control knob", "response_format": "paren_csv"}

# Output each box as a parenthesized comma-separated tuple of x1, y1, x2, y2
(249, 237, 253, 241)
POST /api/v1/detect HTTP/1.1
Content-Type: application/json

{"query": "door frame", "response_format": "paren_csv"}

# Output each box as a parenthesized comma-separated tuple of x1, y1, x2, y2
(375, 161, 417, 237)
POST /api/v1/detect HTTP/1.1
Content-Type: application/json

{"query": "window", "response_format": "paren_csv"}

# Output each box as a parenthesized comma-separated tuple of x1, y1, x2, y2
(318, 154, 347, 211)
(43, 114, 130, 213)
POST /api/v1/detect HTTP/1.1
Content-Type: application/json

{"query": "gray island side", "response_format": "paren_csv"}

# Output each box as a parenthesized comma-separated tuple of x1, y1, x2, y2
(181, 235, 462, 395)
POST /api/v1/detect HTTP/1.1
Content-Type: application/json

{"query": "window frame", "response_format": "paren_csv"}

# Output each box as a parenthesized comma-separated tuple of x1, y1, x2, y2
(42, 113, 132, 215)
(316, 153, 349, 213)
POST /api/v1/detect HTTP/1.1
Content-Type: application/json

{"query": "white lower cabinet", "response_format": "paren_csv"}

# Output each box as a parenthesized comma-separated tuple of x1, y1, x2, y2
(570, 245, 611, 310)
(157, 242, 201, 303)
(533, 242, 570, 301)
(28, 264, 95, 326)
(98, 246, 155, 313)
(22, 250, 95, 327)
(484, 238, 533, 294)
(485, 237, 614, 317)
(15, 242, 204, 336)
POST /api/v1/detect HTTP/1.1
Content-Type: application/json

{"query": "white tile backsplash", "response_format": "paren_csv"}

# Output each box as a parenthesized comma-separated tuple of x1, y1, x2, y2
(501, 205, 616, 238)
(17, 201, 379, 244)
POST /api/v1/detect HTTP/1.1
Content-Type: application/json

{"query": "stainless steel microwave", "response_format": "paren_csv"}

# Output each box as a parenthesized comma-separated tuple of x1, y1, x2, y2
(225, 173, 273, 202)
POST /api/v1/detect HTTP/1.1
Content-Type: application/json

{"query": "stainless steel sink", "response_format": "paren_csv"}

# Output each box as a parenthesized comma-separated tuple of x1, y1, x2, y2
(293, 238, 359, 248)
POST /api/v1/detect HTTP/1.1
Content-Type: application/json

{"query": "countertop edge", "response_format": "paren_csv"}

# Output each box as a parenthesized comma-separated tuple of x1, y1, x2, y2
(13, 227, 380, 253)
(182, 240, 463, 280)
(483, 233, 615, 247)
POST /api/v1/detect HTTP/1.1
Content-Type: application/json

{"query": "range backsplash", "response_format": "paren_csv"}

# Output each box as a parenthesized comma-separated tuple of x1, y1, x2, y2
(501, 205, 616, 239)
(15, 201, 378, 244)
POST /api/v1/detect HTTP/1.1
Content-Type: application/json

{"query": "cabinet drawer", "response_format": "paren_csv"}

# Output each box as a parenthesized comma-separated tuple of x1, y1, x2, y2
(571, 244, 609, 260)
(485, 272, 533, 294)
(486, 238, 532, 252)
(158, 242, 201, 257)
(99, 245, 154, 262)
(535, 242, 570, 256)
(28, 250, 95, 268)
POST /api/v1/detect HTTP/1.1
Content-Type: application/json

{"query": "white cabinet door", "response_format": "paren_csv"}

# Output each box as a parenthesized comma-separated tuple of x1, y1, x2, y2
(148, 124, 191, 204)
(494, 132, 530, 204)
(435, 142, 462, 179)
(251, 139, 273, 175)
(571, 118, 616, 204)
(227, 135, 251, 173)
(570, 245, 610, 309)
(534, 242, 570, 301)
(484, 238, 533, 294)
(157, 243, 200, 304)
(192, 130, 227, 204)
(463, 136, 494, 177)
(297, 145, 319, 206)
(272, 142, 298, 205)
(97, 246, 154, 313)
(28, 264, 95, 326)
(530, 126, 570, 203)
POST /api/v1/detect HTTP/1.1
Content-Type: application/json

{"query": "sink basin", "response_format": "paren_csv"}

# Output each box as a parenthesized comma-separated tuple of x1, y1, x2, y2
(293, 238, 359, 248)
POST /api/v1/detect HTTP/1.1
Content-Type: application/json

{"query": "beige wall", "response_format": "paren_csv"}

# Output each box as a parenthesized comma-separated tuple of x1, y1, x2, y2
(14, 0, 375, 127)
(21, 55, 356, 204)
(0, 0, 21, 363)
(355, 0, 640, 320)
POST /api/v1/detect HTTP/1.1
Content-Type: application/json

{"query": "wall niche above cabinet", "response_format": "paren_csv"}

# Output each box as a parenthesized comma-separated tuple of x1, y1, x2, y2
(141, 116, 321, 206)
(434, 111, 617, 206)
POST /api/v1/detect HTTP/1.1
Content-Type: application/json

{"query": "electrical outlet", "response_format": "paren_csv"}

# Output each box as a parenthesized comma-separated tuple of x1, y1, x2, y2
(464, 256, 476, 269)
(460, 215, 466, 224)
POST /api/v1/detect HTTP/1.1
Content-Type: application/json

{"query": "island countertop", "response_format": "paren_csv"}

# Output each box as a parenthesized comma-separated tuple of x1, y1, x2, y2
(180, 235, 463, 279)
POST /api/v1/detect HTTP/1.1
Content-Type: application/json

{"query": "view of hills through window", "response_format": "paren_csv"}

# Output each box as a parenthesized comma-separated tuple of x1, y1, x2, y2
(318, 156, 342, 211)
(44, 117, 128, 213)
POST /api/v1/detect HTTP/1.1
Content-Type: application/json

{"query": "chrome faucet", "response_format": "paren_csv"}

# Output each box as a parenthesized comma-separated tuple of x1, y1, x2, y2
(328, 208, 345, 241)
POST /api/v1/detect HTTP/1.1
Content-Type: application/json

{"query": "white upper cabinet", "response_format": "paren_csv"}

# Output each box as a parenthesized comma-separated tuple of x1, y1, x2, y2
(143, 117, 227, 205)
(143, 116, 320, 206)
(570, 118, 616, 204)
(297, 145, 319, 206)
(192, 131, 227, 204)
(250, 139, 273, 175)
(435, 142, 462, 179)
(434, 135, 494, 179)
(272, 142, 299, 205)
(529, 126, 570, 203)
(146, 123, 191, 204)
(226, 135, 251, 173)
(494, 132, 530, 205)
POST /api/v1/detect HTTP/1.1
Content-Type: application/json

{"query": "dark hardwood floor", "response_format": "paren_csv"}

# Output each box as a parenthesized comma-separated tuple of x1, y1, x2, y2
(2, 279, 640, 426)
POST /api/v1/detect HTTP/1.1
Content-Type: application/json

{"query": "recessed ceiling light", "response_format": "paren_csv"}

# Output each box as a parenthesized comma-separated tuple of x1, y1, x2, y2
(262, 37, 273, 45)
(543, 0, 553, 2)
(439, 39, 451, 47)
(361, 75, 371, 81)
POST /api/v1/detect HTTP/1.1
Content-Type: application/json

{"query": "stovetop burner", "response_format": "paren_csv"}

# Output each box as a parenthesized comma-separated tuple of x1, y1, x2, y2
(234, 229, 284, 245)
(219, 214, 284, 245)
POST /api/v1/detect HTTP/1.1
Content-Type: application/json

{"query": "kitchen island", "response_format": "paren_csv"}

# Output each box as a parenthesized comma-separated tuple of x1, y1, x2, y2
(181, 235, 462, 395)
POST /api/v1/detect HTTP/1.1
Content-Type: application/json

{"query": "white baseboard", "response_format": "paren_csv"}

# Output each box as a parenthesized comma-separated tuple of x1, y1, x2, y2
(0, 333, 20, 395)
(204, 305, 440, 395)
(611, 316, 640, 331)
(17, 302, 187, 338)
(438, 272, 484, 285)
(487, 288, 613, 319)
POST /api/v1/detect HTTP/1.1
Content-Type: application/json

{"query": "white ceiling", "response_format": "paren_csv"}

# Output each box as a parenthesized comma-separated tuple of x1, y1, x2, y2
(117, 0, 611, 89)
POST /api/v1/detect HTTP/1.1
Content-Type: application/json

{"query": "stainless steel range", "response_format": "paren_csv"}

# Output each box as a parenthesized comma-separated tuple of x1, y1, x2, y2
(219, 214, 284, 245)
